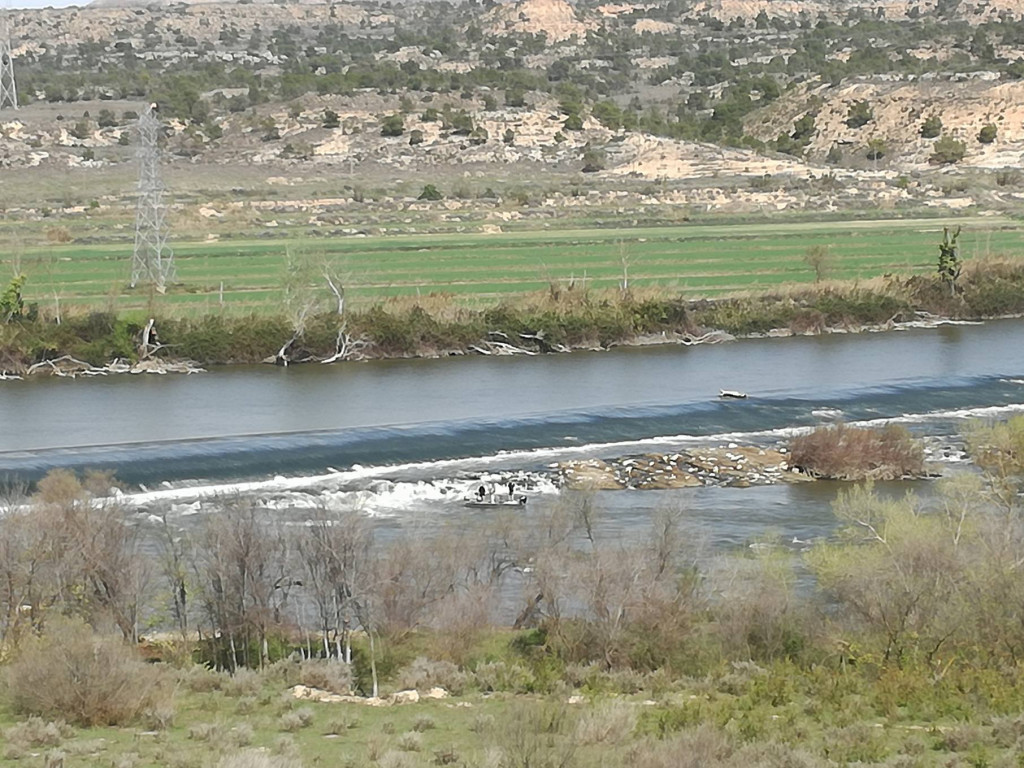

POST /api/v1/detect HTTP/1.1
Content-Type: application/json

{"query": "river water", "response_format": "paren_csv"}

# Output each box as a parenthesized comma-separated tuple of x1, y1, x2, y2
(2, 320, 1024, 550)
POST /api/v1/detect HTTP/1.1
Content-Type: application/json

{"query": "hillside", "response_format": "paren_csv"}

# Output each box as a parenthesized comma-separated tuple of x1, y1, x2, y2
(749, 77, 1024, 170)
(4, 0, 1024, 226)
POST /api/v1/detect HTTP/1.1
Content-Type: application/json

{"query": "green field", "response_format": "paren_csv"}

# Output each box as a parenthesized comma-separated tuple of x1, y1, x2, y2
(6, 216, 1022, 315)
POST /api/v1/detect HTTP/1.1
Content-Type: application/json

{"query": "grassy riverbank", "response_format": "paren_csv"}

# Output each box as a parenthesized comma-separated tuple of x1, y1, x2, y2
(3, 255, 1024, 371)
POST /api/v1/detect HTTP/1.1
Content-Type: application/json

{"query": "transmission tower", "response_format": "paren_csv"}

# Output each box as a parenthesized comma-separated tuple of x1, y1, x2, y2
(0, 6, 18, 112)
(131, 103, 175, 291)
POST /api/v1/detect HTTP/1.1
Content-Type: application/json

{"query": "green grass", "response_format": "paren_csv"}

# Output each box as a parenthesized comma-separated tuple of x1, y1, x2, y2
(5, 216, 1023, 315)
(2, 659, 1023, 768)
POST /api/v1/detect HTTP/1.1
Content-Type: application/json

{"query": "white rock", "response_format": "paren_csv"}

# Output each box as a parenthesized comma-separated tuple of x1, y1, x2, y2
(391, 689, 420, 704)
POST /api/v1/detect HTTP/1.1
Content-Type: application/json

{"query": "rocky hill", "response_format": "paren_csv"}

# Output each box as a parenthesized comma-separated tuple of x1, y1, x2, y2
(749, 77, 1024, 170)
(3, 0, 1024, 222)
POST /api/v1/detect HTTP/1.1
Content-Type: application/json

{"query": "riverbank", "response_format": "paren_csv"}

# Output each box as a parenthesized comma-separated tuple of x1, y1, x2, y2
(3, 258, 1024, 377)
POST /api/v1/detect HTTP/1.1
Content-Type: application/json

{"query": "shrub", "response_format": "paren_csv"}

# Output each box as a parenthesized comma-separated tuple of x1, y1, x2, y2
(789, 424, 924, 480)
(229, 723, 255, 747)
(379, 752, 418, 768)
(624, 725, 732, 768)
(920, 115, 942, 139)
(143, 703, 175, 730)
(930, 135, 967, 164)
(397, 731, 423, 752)
(413, 715, 437, 732)
(294, 658, 353, 694)
(978, 123, 997, 144)
(324, 714, 360, 734)
(222, 667, 264, 698)
(180, 665, 226, 693)
(381, 113, 404, 137)
(845, 100, 873, 129)
(188, 722, 223, 742)
(418, 184, 443, 201)
(216, 751, 301, 768)
(7, 619, 172, 727)
(3, 717, 74, 748)
(278, 708, 313, 732)
(396, 657, 464, 693)
(574, 701, 637, 745)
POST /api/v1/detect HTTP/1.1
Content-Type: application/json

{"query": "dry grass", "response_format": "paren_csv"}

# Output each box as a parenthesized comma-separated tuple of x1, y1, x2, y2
(789, 423, 925, 480)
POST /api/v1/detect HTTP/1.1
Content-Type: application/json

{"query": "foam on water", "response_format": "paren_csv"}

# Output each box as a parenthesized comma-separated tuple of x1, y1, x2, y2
(109, 400, 1024, 512)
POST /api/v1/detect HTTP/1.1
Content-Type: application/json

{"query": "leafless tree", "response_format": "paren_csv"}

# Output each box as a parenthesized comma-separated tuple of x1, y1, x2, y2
(0, 471, 147, 646)
(295, 503, 373, 663)
(190, 497, 295, 669)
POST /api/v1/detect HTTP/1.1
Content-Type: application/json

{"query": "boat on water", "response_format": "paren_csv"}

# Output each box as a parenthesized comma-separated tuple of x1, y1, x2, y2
(719, 389, 748, 399)
(463, 495, 528, 509)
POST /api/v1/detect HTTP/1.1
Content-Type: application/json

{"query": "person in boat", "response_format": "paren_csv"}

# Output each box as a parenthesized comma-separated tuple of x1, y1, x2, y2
(477, 485, 487, 501)
(508, 481, 515, 497)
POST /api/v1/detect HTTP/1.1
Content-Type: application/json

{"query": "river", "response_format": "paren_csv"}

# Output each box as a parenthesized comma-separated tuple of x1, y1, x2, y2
(2, 319, 1024, 550)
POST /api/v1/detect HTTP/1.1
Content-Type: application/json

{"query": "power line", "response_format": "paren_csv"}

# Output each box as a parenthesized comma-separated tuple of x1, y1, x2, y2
(131, 103, 175, 292)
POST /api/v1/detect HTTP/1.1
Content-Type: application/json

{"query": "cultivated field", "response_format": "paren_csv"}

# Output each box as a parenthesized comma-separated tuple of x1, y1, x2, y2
(4, 216, 1022, 316)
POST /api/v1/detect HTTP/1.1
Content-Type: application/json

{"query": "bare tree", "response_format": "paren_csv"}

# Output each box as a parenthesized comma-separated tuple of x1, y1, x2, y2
(296, 503, 373, 663)
(0, 472, 147, 647)
(190, 498, 294, 669)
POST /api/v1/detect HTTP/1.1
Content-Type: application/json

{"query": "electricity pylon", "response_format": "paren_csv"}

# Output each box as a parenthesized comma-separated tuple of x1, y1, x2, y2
(131, 103, 175, 291)
(0, 6, 18, 112)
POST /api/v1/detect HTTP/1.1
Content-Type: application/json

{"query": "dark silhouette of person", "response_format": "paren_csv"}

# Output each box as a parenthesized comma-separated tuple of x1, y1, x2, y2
(508, 481, 516, 497)
(477, 485, 487, 500)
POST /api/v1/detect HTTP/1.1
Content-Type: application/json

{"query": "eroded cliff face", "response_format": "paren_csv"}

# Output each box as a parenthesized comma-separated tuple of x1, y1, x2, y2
(748, 78, 1024, 170)
(481, 0, 595, 42)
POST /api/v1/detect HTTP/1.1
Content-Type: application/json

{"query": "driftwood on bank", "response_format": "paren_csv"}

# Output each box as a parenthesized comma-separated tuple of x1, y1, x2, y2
(23, 355, 204, 379)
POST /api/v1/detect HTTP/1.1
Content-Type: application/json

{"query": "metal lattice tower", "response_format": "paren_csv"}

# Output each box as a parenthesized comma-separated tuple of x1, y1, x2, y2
(131, 103, 175, 291)
(0, 6, 18, 112)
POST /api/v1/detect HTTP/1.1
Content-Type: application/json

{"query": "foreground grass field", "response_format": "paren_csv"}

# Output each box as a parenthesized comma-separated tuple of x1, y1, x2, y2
(6, 659, 1024, 768)
(6, 216, 1021, 316)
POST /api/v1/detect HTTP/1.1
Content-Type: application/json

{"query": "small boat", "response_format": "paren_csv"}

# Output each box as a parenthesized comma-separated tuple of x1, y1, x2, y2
(463, 495, 528, 509)
(719, 389, 748, 399)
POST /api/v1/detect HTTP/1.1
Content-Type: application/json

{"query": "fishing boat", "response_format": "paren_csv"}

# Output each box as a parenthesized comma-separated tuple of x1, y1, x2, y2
(719, 389, 748, 399)
(463, 494, 528, 509)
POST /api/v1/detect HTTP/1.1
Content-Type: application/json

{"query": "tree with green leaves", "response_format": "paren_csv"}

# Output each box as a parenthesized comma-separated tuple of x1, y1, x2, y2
(920, 115, 942, 139)
(978, 124, 997, 144)
(418, 184, 443, 201)
(803, 245, 832, 282)
(938, 225, 962, 295)
(866, 138, 887, 161)
(1, 274, 26, 323)
(380, 113, 404, 137)
(581, 145, 606, 173)
(322, 109, 340, 129)
(590, 100, 622, 131)
(845, 100, 873, 129)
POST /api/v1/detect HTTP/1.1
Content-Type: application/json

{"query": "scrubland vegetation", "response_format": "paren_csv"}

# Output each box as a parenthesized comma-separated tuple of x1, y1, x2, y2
(790, 424, 926, 480)
(1, 419, 1024, 765)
